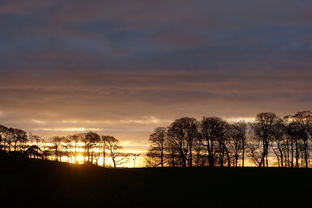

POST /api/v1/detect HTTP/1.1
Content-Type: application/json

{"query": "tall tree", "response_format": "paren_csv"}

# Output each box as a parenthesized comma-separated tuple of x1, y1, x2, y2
(271, 120, 287, 167)
(146, 127, 167, 167)
(252, 112, 282, 167)
(100, 135, 112, 167)
(164, 136, 179, 167)
(228, 122, 247, 167)
(0, 125, 9, 151)
(193, 137, 205, 167)
(68, 134, 80, 164)
(286, 111, 312, 168)
(105, 136, 124, 168)
(62, 137, 73, 163)
(200, 117, 229, 167)
(81, 132, 100, 164)
(51, 136, 63, 161)
(167, 117, 198, 167)
(10, 128, 27, 151)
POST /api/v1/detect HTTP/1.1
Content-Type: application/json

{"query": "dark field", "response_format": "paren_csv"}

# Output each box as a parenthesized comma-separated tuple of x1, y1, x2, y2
(1, 158, 311, 208)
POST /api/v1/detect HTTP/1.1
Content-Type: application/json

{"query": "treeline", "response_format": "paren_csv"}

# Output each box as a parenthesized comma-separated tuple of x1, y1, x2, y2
(0, 127, 133, 168)
(146, 111, 312, 168)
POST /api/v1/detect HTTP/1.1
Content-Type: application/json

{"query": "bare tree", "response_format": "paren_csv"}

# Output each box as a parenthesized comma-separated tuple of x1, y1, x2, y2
(285, 111, 312, 168)
(28, 134, 43, 148)
(10, 128, 27, 151)
(248, 140, 262, 167)
(228, 122, 247, 167)
(105, 136, 125, 168)
(200, 117, 229, 167)
(51, 136, 63, 161)
(68, 134, 80, 164)
(167, 117, 198, 167)
(81, 132, 100, 164)
(193, 138, 205, 167)
(252, 112, 282, 167)
(0, 125, 9, 151)
(146, 127, 167, 167)
(164, 136, 179, 167)
(62, 137, 73, 163)
(271, 121, 287, 167)
(100, 135, 112, 167)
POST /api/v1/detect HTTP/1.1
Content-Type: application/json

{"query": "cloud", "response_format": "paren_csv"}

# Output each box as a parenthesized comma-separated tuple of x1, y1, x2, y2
(0, 0, 311, 148)
(0, 0, 53, 15)
(1, 0, 312, 71)
(0, 69, 310, 122)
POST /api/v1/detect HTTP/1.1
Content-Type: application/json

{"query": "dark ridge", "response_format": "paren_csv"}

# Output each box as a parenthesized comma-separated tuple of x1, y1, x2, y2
(1, 156, 311, 208)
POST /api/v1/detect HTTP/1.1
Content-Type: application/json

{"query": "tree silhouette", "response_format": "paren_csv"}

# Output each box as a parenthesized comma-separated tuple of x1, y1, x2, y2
(271, 121, 287, 167)
(164, 135, 179, 167)
(285, 111, 312, 168)
(51, 136, 63, 161)
(82, 132, 100, 165)
(200, 117, 230, 167)
(105, 136, 124, 168)
(146, 127, 167, 167)
(1, 110, 312, 169)
(62, 137, 73, 163)
(0, 125, 9, 151)
(100, 135, 112, 167)
(252, 112, 282, 167)
(68, 134, 80, 164)
(167, 117, 198, 167)
(228, 122, 247, 167)
(10, 128, 27, 152)
(193, 137, 205, 167)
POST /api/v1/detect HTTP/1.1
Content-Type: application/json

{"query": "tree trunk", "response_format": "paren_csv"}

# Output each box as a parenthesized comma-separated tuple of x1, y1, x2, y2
(208, 153, 214, 167)
(14, 141, 17, 151)
(102, 150, 106, 167)
(235, 154, 239, 167)
(75, 143, 78, 164)
(290, 142, 294, 168)
(224, 145, 231, 167)
(188, 143, 193, 167)
(295, 140, 299, 168)
(304, 141, 308, 168)
(242, 141, 245, 167)
(112, 156, 116, 168)
(160, 143, 164, 168)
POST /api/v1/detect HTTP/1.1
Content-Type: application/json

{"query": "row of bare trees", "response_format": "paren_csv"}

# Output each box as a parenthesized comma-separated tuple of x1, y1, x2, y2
(146, 111, 312, 168)
(1, 110, 311, 168)
(0, 127, 131, 168)
(0, 126, 28, 152)
(49, 132, 127, 168)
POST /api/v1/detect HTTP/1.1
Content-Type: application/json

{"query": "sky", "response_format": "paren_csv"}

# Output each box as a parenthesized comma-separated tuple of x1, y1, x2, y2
(0, 0, 312, 151)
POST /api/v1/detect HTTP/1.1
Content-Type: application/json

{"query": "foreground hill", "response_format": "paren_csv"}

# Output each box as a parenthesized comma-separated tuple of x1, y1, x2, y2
(0, 158, 311, 208)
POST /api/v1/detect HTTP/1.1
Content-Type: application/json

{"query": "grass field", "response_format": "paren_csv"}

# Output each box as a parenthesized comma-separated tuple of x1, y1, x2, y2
(1, 158, 311, 208)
